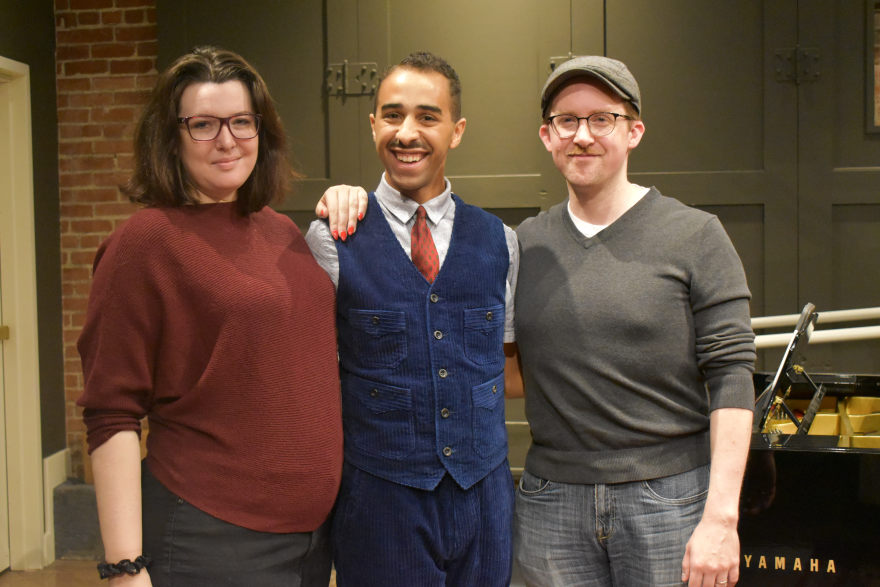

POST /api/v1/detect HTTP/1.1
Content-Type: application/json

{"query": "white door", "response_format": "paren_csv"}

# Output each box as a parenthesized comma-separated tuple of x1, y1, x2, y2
(0, 73, 13, 572)
(0, 53, 44, 571)
(0, 254, 10, 572)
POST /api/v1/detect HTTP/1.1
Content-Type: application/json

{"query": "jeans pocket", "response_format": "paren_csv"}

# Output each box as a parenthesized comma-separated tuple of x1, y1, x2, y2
(463, 305, 505, 365)
(518, 469, 552, 495)
(341, 372, 415, 460)
(472, 373, 507, 458)
(642, 464, 710, 505)
(347, 309, 407, 369)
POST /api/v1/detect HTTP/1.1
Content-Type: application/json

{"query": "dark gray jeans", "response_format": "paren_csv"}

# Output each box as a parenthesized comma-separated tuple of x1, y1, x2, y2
(141, 461, 332, 587)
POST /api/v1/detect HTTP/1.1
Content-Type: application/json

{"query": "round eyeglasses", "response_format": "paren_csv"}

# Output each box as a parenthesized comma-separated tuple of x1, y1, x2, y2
(178, 114, 262, 141)
(547, 112, 632, 138)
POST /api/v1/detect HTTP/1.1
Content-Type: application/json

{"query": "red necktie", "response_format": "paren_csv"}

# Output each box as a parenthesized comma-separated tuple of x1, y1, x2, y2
(411, 206, 439, 283)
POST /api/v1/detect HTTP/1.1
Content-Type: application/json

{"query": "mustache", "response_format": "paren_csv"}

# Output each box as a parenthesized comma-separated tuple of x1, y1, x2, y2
(567, 146, 603, 156)
(389, 139, 427, 150)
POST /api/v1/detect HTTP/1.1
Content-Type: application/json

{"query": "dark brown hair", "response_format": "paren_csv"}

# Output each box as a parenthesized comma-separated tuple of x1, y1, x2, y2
(123, 46, 298, 215)
(374, 51, 463, 121)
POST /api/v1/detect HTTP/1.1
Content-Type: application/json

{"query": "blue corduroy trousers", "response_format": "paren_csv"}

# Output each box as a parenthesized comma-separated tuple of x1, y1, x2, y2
(332, 461, 515, 587)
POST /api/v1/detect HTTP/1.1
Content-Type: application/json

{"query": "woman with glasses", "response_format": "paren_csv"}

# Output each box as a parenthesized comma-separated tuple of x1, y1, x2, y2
(76, 46, 343, 587)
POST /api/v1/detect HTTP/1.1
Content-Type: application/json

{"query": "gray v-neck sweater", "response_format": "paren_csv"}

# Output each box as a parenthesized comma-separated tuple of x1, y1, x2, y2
(515, 188, 755, 484)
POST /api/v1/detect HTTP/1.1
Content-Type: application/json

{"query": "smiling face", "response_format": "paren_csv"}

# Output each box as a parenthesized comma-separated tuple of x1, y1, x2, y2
(177, 80, 259, 204)
(539, 77, 644, 197)
(370, 67, 466, 204)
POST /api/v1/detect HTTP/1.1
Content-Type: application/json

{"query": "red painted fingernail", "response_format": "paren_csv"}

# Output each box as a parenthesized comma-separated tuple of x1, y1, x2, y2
(341, 232, 346, 241)
(358, 212, 364, 220)
(332, 230, 338, 240)
(348, 226, 355, 235)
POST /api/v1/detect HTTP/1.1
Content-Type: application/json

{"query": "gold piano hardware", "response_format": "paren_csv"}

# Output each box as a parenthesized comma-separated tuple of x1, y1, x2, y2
(742, 554, 836, 573)
(0, 325, 8, 341)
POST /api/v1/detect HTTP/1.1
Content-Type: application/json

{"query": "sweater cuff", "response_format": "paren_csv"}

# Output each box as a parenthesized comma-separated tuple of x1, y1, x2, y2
(707, 371, 755, 412)
(82, 411, 143, 454)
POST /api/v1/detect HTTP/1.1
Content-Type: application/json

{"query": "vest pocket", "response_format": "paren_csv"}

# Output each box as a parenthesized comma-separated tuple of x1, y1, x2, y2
(342, 372, 415, 460)
(347, 309, 407, 369)
(463, 305, 505, 365)
(472, 372, 507, 458)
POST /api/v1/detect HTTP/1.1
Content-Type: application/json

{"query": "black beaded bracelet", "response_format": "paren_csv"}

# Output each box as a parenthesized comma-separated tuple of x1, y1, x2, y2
(97, 555, 151, 580)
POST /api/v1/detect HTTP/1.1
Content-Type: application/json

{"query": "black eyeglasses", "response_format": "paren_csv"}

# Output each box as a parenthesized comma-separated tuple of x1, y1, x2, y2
(547, 112, 632, 138)
(178, 114, 262, 141)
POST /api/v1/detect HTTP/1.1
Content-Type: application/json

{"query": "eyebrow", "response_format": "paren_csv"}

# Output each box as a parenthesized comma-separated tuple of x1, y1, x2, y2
(380, 103, 443, 114)
(552, 110, 624, 117)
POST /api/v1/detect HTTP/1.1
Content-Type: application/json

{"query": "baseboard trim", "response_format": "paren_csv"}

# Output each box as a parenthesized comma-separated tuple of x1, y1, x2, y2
(42, 448, 70, 566)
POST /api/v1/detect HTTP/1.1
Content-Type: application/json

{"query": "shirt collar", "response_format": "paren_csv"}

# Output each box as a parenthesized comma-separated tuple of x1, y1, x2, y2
(375, 173, 453, 225)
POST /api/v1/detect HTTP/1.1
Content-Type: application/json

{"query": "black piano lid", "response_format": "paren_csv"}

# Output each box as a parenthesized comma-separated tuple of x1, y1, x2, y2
(753, 371, 880, 399)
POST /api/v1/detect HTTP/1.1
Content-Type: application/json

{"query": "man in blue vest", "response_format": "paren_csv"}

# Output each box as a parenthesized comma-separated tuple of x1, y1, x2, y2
(305, 51, 519, 587)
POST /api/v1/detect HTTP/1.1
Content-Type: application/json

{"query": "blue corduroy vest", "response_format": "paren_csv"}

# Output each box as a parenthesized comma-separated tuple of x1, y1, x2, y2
(335, 192, 509, 490)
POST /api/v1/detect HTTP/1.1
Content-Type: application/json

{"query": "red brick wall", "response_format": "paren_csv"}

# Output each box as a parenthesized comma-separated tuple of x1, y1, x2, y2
(55, 0, 157, 479)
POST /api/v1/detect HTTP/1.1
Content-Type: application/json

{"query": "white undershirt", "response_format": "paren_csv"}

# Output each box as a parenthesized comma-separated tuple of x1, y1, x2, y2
(567, 185, 650, 238)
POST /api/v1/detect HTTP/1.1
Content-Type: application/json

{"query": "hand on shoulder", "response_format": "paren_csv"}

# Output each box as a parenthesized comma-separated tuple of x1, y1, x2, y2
(315, 185, 369, 241)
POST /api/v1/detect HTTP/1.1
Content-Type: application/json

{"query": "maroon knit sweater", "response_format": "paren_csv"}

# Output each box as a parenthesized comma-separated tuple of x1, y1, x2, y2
(77, 202, 342, 533)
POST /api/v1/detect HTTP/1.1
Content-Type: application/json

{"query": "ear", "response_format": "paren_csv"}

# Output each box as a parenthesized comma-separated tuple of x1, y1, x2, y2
(369, 113, 377, 142)
(448, 117, 467, 149)
(539, 124, 553, 152)
(627, 119, 645, 150)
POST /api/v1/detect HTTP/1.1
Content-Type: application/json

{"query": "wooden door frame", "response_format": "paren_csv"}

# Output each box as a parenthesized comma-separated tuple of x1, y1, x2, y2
(0, 54, 47, 570)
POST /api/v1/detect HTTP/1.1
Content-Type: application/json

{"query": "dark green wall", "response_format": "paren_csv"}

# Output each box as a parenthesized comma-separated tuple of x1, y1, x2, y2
(0, 0, 66, 457)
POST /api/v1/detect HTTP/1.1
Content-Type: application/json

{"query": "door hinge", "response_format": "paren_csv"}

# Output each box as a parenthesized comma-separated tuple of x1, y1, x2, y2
(0, 325, 9, 341)
(326, 61, 379, 96)
(774, 46, 822, 84)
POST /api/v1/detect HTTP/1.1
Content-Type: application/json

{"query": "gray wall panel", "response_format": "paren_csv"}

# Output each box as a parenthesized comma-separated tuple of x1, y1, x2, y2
(831, 204, 880, 374)
(607, 0, 764, 174)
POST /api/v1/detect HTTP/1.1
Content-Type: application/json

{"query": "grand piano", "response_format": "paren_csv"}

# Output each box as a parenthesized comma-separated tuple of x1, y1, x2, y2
(740, 304, 880, 586)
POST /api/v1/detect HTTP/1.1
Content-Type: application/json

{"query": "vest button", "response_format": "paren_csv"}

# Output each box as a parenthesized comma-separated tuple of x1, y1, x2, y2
(434, 330, 443, 340)
(370, 388, 379, 398)
(442, 446, 452, 457)
(492, 385, 497, 394)
(485, 311, 493, 321)
(371, 316, 380, 325)
(438, 369, 448, 378)
(441, 408, 450, 418)
(430, 294, 439, 303)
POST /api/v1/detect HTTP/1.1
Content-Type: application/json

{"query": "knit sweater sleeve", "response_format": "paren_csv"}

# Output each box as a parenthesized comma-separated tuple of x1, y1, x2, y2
(690, 217, 756, 411)
(76, 219, 161, 453)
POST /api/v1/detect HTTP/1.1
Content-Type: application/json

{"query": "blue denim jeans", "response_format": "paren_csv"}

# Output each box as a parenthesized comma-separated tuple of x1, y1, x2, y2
(513, 465, 709, 587)
(332, 461, 514, 587)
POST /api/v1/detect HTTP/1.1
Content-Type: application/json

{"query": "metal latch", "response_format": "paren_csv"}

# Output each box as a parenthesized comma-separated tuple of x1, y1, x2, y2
(549, 54, 579, 74)
(0, 325, 9, 341)
(774, 46, 821, 84)
(326, 61, 379, 96)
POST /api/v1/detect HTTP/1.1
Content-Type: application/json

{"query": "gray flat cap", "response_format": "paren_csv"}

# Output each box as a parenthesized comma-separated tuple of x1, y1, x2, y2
(541, 56, 640, 116)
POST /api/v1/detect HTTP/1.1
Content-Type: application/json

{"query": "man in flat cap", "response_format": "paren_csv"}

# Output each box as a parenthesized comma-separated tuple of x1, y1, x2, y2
(506, 56, 755, 587)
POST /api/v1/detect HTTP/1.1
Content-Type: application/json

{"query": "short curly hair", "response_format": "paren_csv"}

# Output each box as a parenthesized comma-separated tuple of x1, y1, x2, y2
(373, 51, 462, 121)
(123, 46, 299, 215)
